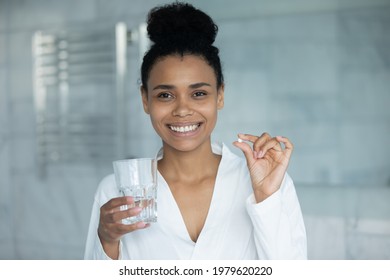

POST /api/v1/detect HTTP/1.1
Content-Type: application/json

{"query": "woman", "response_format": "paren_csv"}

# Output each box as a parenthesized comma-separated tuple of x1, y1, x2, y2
(84, 2, 307, 260)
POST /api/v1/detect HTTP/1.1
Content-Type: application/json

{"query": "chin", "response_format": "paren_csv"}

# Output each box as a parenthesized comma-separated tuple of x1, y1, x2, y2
(163, 138, 210, 153)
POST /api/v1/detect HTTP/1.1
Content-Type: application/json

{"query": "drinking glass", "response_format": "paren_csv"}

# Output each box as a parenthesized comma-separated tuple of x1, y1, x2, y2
(113, 158, 157, 224)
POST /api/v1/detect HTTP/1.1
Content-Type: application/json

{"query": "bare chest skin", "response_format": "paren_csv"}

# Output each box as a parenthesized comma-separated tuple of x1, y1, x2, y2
(167, 175, 216, 243)
(158, 151, 221, 243)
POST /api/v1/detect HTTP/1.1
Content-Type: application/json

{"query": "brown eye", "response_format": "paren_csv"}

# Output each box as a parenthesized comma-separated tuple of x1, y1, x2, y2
(193, 91, 206, 97)
(157, 92, 173, 99)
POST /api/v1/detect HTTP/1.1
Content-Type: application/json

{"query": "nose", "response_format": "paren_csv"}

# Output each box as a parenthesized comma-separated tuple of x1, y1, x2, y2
(172, 96, 193, 117)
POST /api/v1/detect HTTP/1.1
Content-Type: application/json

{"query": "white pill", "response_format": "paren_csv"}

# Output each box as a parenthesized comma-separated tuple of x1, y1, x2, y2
(237, 138, 243, 143)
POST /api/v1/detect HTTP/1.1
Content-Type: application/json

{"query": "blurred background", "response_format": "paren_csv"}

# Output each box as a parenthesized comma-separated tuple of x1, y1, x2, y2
(0, 0, 389, 259)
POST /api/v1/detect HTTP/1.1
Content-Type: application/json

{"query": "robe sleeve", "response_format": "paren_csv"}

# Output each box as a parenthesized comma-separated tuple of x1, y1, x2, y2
(83, 197, 111, 259)
(246, 173, 307, 259)
(83, 177, 130, 260)
(83, 196, 129, 260)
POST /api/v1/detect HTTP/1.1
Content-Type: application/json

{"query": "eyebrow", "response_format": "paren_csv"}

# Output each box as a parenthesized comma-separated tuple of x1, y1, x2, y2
(152, 82, 212, 91)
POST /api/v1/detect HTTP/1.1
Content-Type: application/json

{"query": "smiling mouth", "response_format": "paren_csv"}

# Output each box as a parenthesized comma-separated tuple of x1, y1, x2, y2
(168, 123, 201, 133)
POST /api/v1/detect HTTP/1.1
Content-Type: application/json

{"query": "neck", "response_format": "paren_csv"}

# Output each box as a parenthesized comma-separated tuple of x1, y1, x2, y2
(158, 140, 220, 182)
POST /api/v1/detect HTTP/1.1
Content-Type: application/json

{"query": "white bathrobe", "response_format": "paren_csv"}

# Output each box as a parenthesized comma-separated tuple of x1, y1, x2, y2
(84, 142, 307, 259)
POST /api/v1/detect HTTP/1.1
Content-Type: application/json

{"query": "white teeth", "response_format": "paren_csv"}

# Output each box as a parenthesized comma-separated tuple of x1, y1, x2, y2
(169, 124, 199, 133)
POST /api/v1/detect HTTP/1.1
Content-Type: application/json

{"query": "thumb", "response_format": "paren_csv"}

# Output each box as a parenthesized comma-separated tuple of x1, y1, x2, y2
(233, 140, 256, 167)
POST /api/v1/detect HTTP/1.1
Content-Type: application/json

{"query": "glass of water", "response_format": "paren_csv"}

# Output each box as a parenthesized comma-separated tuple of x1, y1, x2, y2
(113, 158, 157, 224)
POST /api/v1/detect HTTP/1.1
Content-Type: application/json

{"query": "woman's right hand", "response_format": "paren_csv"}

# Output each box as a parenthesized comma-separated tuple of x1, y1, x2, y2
(97, 196, 149, 259)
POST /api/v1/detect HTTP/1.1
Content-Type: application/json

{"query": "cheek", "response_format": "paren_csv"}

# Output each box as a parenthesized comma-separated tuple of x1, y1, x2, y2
(148, 104, 168, 124)
(200, 103, 219, 122)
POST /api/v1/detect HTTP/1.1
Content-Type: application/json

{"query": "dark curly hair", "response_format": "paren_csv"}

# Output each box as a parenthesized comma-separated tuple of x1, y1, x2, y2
(140, 2, 224, 90)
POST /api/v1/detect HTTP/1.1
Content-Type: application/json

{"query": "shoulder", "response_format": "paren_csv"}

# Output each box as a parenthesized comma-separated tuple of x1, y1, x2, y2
(218, 142, 250, 180)
(220, 143, 247, 168)
(98, 173, 115, 187)
(94, 173, 118, 206)
(216, 143, 253, 198)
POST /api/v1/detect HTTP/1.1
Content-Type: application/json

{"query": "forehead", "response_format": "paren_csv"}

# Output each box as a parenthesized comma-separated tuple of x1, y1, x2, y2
(147, 55, 217, 88)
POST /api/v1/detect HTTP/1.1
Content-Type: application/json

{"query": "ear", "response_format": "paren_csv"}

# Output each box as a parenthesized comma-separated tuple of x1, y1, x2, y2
(217, 83, 225, 110)
(140, 86, 150, 114)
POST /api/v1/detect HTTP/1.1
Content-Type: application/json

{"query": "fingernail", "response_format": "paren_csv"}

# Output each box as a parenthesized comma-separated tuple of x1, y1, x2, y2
(137, 222, 146, 229)
(257, 150, 264, 158)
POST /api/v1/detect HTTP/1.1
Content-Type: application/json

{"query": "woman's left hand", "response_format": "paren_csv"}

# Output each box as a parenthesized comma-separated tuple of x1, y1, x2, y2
(233, 132, 294, 203)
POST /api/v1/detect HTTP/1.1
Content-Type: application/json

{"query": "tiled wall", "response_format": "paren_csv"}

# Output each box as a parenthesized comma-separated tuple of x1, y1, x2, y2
(0, 0, 389, 259)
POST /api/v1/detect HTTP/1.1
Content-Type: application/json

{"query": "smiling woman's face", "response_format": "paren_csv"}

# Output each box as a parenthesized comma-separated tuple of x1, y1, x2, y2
(141, 54, 224, 153)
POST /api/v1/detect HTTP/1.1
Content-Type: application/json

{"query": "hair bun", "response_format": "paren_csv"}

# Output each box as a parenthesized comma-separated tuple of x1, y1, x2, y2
(146, 2, 218, 46)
